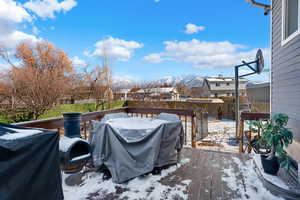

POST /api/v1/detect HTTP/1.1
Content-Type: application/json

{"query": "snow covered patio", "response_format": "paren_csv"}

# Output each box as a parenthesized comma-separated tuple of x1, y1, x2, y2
(195, 118, 239, 153)
(62, 148, 281, 200)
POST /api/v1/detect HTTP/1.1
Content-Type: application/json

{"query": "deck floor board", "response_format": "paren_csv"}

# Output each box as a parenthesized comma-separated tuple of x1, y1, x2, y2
(152, 148, 249, 200)
(64, 148, 251, 200)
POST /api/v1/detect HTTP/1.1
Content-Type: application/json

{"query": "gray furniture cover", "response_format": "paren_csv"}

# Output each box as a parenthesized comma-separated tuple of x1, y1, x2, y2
(90, 115, 184, 183)
(100, 112, 129, 123)
(156, 112, 180, 121)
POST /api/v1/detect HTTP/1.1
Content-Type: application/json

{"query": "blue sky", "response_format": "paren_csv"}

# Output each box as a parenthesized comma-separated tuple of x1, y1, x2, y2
(1, 0, 271, 82)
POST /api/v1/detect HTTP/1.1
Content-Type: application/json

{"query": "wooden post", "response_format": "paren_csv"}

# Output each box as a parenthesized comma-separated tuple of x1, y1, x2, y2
(239, 119, 244, 153)
(191, 115, 196, 148)
(195, 109, 208, 140)
(184, 115, 187, 145)
(84, 122, 87, 139)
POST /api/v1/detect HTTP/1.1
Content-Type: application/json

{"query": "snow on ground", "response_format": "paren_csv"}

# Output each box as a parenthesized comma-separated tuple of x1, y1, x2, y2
(62, 158, 191, 200)
(222, 156, 284, 200)
(197, 118, 238, 153)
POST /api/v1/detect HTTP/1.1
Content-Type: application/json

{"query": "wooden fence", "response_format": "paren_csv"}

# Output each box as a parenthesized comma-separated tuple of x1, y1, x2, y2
(16, 107, 198, 147)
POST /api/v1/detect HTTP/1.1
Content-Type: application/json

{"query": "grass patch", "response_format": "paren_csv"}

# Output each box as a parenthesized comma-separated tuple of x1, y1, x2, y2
(0, 101, 125, 123)
(39, 101, 125, 119)
(0, 114, 14, 124)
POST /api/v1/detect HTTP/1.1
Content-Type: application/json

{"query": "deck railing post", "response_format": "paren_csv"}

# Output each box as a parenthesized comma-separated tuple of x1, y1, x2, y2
(191, 114, 197, 148)
(239, 119, 244, 153)
(195, 109, 208, 141)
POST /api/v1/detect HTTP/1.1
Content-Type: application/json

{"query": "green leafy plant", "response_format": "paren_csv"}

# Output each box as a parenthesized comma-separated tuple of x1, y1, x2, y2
(248, 113, 293, 170)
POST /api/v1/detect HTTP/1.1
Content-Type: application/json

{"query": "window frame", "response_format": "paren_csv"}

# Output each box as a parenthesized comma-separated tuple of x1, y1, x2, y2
(282, 0, 300, 46)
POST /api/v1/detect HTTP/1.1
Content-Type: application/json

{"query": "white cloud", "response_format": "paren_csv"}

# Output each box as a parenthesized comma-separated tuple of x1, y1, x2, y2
(0, 0, 32, 23)
(24, 0, 77, 19)
(184, 23, 205, 34)
(72, 56, 87, 67)
(83, 50, 91, 57)
(32, 26, 40, 35)
(143, 39, 270, 69)
(91, 36, 143, 61)
(0, 29, 40, 48)
(0, 0, 41, 48)
(143, 53, 162, 63)
(0, 60, 21, 72)
(0, 62, 11, 72)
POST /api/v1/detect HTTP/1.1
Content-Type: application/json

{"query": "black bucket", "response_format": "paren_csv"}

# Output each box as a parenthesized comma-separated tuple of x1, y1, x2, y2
(63, 112, 82, 138)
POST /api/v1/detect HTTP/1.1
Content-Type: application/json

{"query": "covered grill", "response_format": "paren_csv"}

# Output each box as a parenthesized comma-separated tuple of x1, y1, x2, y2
(59, 136, 91, 173)
(0, 123, 63, 200)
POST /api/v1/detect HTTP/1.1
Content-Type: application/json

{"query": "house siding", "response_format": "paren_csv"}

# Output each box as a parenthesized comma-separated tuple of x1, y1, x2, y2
(272, 0, 300, 162)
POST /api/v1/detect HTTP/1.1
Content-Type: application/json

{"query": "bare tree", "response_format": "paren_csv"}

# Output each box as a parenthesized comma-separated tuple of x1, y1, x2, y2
(68, 72, 88, 104)
(82, 63, 112, 110)
(0, 41, 73, 121)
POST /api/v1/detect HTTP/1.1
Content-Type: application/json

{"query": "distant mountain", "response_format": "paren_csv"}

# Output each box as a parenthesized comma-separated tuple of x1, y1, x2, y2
(157, 74, 200, 86)
(112, 77, 136, 88)
(112, 73, 205, 88)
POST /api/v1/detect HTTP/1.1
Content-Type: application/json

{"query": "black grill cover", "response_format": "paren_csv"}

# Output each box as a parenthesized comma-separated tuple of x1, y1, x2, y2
(0, 123, 63, 200)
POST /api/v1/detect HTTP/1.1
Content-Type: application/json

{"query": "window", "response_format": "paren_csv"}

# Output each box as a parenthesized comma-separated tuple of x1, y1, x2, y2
(282, 0, 300, 45)
(216, 83, 220, 87)
(214, 93, 218, 98)
(227, 93, 230, 96)
(226, 83, 230, 86)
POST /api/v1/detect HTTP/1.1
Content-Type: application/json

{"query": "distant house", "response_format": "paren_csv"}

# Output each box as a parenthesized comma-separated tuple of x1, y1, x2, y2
(246, 82, 270, 112)
(149, 87, 179, 100)
(115, 89, 130, 101)
(185, 77, 210, 98)
(128, 88, 145, 100)
(246, 82, 270, 103)
(127, 87, 179, 101)
(204, 75, 248, 98)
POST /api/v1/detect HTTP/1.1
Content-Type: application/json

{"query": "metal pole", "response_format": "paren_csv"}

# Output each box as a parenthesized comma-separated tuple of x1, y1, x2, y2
(235, 66, 239, 138)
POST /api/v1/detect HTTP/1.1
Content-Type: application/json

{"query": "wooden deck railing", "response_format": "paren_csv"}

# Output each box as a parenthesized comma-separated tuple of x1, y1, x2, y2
(238, 112, 270, 153)
(15, 107, 197, 147)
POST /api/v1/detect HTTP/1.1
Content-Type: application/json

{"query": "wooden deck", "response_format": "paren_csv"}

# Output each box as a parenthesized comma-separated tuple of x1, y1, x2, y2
(160, 148, 249, 200)
(63, 148, 254, 200)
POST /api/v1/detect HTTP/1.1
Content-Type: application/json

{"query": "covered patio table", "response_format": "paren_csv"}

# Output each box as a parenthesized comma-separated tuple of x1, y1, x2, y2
(90, 114, 184, 183)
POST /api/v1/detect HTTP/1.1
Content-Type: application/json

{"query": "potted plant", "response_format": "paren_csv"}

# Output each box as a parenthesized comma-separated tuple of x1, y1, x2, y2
(249, 113, 293, 175)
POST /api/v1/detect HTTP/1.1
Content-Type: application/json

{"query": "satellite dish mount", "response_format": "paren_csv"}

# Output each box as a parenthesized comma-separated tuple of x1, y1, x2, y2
(234, 49, 265, 138)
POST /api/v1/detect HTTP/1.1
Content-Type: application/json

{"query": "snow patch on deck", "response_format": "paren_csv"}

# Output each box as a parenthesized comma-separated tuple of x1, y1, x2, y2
(62, 158, 191, 200)
(222, 156, 284, 200)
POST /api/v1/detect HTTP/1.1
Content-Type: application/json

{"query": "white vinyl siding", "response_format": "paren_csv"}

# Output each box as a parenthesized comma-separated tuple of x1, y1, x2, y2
(273, 0, 300, 162)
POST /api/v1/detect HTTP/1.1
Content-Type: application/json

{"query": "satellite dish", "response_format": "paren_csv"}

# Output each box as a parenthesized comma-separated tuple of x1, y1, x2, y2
(255, 49, 264, 74)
